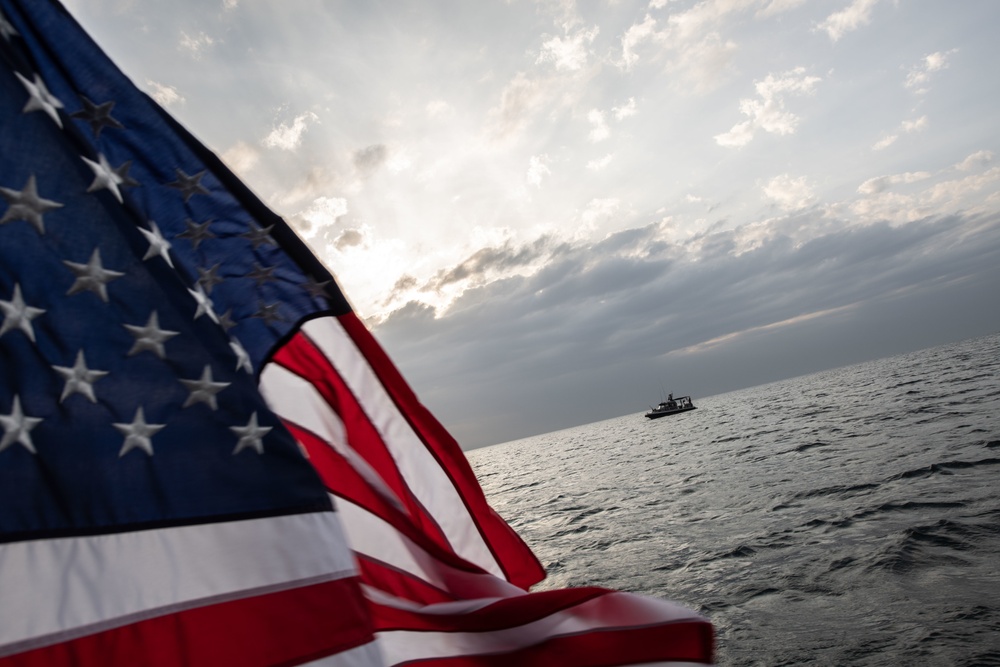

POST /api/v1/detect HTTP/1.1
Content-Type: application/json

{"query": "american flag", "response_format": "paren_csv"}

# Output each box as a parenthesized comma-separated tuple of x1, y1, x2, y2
(0, 2, 714, 666)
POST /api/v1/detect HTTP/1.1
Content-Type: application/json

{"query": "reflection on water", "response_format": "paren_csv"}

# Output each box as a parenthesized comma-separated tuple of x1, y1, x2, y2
(469, 334, 1000, 666)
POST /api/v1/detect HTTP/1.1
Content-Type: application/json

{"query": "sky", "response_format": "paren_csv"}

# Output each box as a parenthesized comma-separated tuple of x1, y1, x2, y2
(62, 0, 1000, 448)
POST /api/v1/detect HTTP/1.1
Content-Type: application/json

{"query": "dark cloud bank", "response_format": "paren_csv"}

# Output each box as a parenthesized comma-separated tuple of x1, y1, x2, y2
(373, 212, 1000, 449)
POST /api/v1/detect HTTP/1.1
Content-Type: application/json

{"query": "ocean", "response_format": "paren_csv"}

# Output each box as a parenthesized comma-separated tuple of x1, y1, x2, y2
(467, 333, 1000, 666)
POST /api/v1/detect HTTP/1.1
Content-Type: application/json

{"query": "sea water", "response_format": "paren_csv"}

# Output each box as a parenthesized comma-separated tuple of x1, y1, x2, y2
(467, 333, 1000, 666)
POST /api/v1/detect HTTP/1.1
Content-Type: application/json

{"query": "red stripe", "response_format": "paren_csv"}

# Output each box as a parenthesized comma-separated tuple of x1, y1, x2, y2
(287, 423, 491, 574)
(337, 313, 545, 589)
(356, 556, 457, 605)
(274, 330, 453, 549)
(392, 623, 715, 667)
(287, 425, 523, 604)
(1, 578, 373, 667)
(371, 588, 608, 632)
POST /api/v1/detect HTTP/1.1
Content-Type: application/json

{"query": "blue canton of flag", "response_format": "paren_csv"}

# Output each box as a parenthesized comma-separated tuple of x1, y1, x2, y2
(0, 2, 377, 665)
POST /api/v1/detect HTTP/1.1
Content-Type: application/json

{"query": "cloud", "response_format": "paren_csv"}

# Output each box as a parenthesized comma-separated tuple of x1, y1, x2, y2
(851, 167, 1000, 223)
(587, 109, 610, 142)
(335, 228, 365, 251)
(618, 4, 744, 92)
(423, 237, 557, 292)
(221, 141, 260, 174)
(179, 31, 214, 59)
(955, 150, 993, 172)
(873, 115, 928, 151)
(301, 196, 348, 228)
(612, 97, 637, 121)
(905, 50, 957, 94)
(757, 0, 807, 18)
(222, 0, 238, 8)
(426, 100, 454, 118)
(526, 155, 552, 187)
(352, 144, 389, 175)
(145, 80, 184, 107)
(872, 135, 897, 151)
(857, 171, 932, 196)
(763, 174, 816, 211)
(587, 154, 614, 171)
(715, 67, 820, 147)
(487, 72, 548, 140)
(581, 198, 621, 229)
(817, 0, 878, 42)
(536, 26, 599, 71)
(262, 111, 318, 151)
(901, 116, 929, 133)
(374, 211, 1000, 447)
(619, 14, 658, 71)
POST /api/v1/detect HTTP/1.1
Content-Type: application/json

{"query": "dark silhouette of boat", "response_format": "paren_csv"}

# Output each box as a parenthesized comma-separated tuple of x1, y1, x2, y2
(645, 394, 696, 419)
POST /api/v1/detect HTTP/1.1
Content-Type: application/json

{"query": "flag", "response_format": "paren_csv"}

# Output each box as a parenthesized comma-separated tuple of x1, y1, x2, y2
(0, 2, 714, 666)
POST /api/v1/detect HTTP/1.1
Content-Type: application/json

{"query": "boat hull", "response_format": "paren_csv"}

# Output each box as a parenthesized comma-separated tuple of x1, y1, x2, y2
(645, 405, 697, 419)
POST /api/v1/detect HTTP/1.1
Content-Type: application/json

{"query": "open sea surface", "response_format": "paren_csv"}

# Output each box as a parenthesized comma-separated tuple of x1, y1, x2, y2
(467, 333, 1000, 666)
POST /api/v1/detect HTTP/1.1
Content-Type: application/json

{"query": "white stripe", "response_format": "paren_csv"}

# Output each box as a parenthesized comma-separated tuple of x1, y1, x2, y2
(300, 639, 387, 667)
(0, 511, 356, 654)
(260, 362, 404, 510)
(338, 499, 522, 600)
(300, 317, 503, 579)
(376, 592, 704, 665)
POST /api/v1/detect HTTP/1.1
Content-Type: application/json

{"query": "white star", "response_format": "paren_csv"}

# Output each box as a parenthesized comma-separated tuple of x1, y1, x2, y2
(139, 220, 173, 267)
(81, 153, 137, 203)
(124, 311, 179, 359)
(0, 10, 19, 42)
(0, 174, 63, 234)
(64, 248, 125, 302)
(166, 168, 209, 202)
(52, 350, 108, 403)
(231, 411, 271, 455)
(114, 406, 165, 457)
(187, 284, 219, 323)
(180, 365, 230, 410)
(230, 338, 252, 374)
(14, 72, 63, 127)
(0, 283, 45, 342)
(0, 396, 42, 454)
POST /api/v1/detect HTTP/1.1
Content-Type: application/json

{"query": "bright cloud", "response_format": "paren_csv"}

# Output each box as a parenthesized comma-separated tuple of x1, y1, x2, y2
(817, 0, 878, 42)
(221, 140, 260, 174)
(179, 30, 213, 59)
(612, 97, 637, 121)
(145, 80, 184, 107)
(715, 67, 820, 147)
(299, 196, 348, 230)
(757, 0, 807, 18)
(872, 134, 897, 151)
(619, 14, 657, 70)
(587, 154, 614, 171)
(526, 155, 551, 187)
(851, 168, 1000, 223)
(587, 109, 610, 142)
(536, 26, 599, 71)
(857, 171, 932, 195)
(262, 111, 318, 151)
(488, 72, 548, 140)
(873, 116, 928, 151)
(763, 173, 815, 210)
(905, 50, 957, 93)
(581, 198, 620, 230)
(955, 150, 993, 172)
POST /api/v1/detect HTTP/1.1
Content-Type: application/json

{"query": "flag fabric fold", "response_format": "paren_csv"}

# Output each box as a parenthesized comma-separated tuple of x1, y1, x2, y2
(0, 1, 714, 665)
